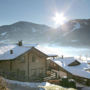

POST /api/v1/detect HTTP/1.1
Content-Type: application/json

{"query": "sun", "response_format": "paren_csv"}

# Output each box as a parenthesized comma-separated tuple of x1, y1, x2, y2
(53, 12, 67, 25)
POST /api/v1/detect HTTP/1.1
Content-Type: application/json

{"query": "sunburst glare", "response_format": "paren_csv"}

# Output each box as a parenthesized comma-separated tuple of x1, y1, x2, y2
(52, 12, 67, 26)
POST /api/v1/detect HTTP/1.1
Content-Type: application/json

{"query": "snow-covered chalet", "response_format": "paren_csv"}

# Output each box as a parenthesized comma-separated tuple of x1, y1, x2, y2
(0, 41, 49, 81)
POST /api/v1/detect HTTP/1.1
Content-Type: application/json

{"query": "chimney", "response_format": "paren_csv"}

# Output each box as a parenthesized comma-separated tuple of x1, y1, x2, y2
(61, 55, 64, 59)
(10, 50, 13, 54)
(18, 40, 23, 46)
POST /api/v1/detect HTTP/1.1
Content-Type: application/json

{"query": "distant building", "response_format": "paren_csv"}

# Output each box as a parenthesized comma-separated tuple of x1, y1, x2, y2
(87, 60, 90, 65)
(48, 57, 90, 86)
(0, 41, 48, 81)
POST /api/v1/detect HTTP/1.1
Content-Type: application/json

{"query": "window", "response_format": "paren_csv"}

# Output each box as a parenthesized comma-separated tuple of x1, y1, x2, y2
(19, 56, 25, 63)
(32, 55, 36, 62)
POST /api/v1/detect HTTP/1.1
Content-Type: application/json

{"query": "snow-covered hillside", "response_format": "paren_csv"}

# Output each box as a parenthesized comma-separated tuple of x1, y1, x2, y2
(56, 19, 90, 47)
(0, 21, 52, 44)
(0, 19, 90, 47)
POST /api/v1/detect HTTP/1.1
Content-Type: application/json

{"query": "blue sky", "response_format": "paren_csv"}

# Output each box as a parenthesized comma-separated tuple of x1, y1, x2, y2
(0, 0, 90, 27)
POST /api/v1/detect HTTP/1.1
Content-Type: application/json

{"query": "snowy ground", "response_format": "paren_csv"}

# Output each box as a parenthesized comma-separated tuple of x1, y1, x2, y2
(5, 79, 50, 90)
(7, 83, 40, 90)
(5, 79, 90, 90)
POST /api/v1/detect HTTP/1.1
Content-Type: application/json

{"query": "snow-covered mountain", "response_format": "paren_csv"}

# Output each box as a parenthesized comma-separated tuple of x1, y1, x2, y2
(0, 19, 90, 47)
(56, 19, 90, 47)
(0, 21, 54, 44)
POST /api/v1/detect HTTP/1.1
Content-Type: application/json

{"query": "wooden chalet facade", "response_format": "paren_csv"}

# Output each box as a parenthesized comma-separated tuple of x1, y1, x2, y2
(0, 41, 48, 81)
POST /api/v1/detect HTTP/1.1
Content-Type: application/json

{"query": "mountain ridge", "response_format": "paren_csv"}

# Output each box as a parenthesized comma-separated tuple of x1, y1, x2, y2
(0, 19, 90, 47)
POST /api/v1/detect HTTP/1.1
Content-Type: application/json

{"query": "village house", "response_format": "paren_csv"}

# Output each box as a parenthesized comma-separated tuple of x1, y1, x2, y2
(48, 57, 90, 86)
(0, 41, 90, 86)
(0, 41, 49, 81)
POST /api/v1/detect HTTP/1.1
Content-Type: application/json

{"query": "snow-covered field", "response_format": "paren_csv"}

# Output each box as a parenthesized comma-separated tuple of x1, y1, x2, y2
(6, 79, 50, 87)
(5, 79, 50, 90)
(5, 79, 90, 90)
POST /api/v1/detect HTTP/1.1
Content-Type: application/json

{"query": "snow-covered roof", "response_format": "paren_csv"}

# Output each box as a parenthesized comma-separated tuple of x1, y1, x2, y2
(53, 57, 76, 66)
(0, 44, 36, 60)
(51, 57, 90, 79)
